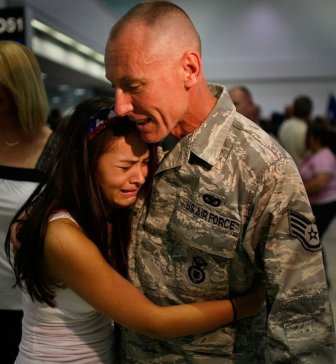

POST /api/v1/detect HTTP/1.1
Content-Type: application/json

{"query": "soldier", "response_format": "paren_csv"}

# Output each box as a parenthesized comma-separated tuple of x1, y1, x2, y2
(105, 1, 336, 362)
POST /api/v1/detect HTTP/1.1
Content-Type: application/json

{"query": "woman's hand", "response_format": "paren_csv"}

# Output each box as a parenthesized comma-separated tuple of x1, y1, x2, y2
(231, 282, 266, 320)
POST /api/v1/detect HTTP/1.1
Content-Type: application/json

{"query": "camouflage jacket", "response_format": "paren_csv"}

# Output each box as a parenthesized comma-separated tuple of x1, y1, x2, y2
(120, 84, 335, 363)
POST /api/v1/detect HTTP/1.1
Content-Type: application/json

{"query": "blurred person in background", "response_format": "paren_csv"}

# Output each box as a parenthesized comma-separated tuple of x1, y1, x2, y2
(262, 104, 294, 142)
(228, 86, 280, 141)
(0, 40, 59, 363)
(278, 95, 313, 165)
(229, 85, 260, 124)
(298, 117, 336, 241)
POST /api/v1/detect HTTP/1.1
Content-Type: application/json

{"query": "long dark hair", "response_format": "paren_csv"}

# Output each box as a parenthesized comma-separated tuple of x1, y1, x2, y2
(5, 97, 157, 307)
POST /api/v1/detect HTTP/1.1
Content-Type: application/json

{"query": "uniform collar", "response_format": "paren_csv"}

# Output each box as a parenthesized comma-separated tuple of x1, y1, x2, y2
(156, 84, 235, 174)
(190, 84, 235, 166)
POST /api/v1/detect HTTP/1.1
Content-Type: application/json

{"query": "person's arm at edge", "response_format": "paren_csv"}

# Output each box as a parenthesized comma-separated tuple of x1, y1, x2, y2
(303, 172, 331, 197)
(260, 159, 335, 361)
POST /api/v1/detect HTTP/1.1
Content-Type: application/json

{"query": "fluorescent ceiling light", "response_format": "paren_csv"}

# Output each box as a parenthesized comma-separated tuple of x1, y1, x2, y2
(32, 35, 107, 83)
(31, 19, 104, 64)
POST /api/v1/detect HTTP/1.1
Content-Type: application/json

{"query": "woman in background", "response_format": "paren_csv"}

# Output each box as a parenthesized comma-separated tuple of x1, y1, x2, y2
(0, 41, 59, 363)
(298, 117, 336, 286)
(299, 117, 336, 239)
(7, 97, 265, 363)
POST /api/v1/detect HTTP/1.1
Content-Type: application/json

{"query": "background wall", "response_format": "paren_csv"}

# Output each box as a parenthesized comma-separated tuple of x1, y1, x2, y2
(106, 0, 336, 118)
(2, 0, 117, 51)
(2, 0, 335, 119)
(190, 0, 336, 118)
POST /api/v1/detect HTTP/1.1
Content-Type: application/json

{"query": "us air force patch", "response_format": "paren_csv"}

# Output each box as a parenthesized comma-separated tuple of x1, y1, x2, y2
(181, 197, 240, 237)
(288, 210, 321, 252)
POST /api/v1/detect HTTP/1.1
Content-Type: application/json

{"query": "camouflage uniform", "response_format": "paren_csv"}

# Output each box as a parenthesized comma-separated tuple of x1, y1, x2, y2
(120, 84, 336, 363)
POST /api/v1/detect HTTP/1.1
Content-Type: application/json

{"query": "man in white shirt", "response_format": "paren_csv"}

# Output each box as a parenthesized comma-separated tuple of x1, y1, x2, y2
(278, 95, 313, 165)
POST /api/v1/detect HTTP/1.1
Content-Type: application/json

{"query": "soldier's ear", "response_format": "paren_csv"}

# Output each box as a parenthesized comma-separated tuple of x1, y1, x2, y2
(181, 51, 200, 88)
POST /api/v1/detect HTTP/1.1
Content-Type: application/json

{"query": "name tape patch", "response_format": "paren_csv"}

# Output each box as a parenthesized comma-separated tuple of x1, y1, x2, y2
(180, 197, 240, 236)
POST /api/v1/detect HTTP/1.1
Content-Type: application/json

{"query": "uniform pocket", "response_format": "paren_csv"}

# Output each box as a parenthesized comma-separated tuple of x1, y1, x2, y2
(165, 188, 241, 300)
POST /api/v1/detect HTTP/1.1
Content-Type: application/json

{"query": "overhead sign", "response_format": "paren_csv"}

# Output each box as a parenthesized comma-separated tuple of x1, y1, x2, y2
(0, 7, 25, 43)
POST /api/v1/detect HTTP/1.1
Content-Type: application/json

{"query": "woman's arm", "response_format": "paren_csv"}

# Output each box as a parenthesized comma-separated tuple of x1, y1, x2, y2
(43, 219, 264, 339)
(304, 172, 331, 197)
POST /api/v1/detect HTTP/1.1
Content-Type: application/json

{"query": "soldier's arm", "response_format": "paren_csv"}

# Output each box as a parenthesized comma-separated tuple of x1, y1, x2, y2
(252, 157, 335, 362)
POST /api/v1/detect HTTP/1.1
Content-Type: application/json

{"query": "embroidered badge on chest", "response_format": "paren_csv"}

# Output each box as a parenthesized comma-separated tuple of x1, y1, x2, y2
(203, 194, 221, 207)
(288, 210, 321, 252)
(188, 256, 208, 284)
(181, 197, 240, 237)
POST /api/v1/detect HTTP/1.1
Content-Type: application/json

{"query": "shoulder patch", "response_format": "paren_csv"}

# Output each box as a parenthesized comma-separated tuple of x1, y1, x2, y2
(288, 210, 321, 252)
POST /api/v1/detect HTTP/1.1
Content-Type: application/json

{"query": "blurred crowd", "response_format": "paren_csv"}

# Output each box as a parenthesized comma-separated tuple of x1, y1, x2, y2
(229, 86, 336, 251)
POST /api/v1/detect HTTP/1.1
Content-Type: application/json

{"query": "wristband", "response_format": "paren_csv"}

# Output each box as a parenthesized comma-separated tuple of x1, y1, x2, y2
(230, 298, 237, 322)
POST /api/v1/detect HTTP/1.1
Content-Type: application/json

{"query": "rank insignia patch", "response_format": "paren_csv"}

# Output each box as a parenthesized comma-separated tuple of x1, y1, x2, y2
(288, 210, 321, 252)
